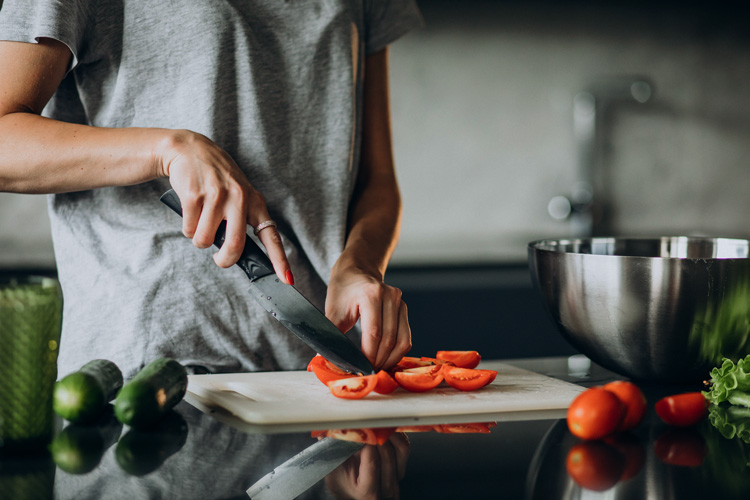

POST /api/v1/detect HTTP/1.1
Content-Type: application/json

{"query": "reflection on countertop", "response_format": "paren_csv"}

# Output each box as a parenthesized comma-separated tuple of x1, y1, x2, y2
(4, 357, 750, 499)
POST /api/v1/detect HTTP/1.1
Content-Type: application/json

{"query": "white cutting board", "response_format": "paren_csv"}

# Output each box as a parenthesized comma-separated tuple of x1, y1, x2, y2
(186, 362, 585, 425)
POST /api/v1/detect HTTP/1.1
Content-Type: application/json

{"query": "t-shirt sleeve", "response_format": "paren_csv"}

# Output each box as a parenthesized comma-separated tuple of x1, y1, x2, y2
(0, 0, 93, 71)
(364, 0, 424, 54)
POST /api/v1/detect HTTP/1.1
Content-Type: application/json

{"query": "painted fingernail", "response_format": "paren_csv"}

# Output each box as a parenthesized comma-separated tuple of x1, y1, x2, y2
(285, 270, 295, 286)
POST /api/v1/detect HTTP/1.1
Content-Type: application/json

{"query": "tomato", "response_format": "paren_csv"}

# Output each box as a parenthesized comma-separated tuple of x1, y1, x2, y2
(602, 381, 647, 431)
(442, 366, 497, 391)
(324, 427, 396, 445)
(654, 428, 708, 467)
(373, 370, 399, 395)
(434, 422, 496, 434)
(309, 355, 355, 385)
(566, 441, 625, 492)
(567, 387, 625, 440)
(394, 365, 444, 392)
(435, 350, 481, 369)
(369, 427, 397, 445)
(604, 433, 646, 481)
(419, 357, 454, 366)
(327, 375, 377, 399)
(654, 392, 708, 427)
(392, 356, 435, 372)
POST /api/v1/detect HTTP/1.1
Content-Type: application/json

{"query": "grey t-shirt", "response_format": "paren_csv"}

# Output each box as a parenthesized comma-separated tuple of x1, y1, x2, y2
(0, 0, 422, 378)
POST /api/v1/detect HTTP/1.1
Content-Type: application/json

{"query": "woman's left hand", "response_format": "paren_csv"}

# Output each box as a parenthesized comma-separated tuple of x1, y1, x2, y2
(326, 266, 411, 372)
(325, 432, 410, 500)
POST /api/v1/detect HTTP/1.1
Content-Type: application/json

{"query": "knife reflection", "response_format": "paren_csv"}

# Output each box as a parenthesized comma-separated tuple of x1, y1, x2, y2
(246, 437, 363, 500)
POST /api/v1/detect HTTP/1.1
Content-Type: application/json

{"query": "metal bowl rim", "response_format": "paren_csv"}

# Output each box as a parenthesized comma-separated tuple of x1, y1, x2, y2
(528, 236, 750, 260)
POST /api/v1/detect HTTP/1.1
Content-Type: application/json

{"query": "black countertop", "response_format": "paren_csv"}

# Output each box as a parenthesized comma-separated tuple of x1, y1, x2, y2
(3, 356, 750, 500)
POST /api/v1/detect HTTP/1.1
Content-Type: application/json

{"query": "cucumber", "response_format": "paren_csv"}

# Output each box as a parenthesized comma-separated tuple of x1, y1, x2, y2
(49, 406, 123, 474)
(53, 359, 123, 424)
(114, 358, 188, 429)
(115, 410, 188, 476)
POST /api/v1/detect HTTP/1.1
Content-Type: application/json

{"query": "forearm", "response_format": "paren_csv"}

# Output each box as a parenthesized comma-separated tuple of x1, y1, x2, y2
(0, 112, 165, 194)
(333, 46, 401, 281)
(323, 47, 411, 368)
(336, 171, 402, 281)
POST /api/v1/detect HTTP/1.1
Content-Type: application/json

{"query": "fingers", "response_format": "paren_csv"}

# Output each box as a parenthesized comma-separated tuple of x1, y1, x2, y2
(174, 187, 292, 281)
(212, 199, 246, 268)
(374, 288, 400, 367)
(359, 294, 382, 368)
(389, 432, 410, 479)
(357, 446, 381, 496)
(325, 435, 409, 500)
(190, 190, 224, 249)
(254, 222, 293, 285)
(377, 441, 399, 499)
(379, 303, 411, 371)
(180, 191, 201, 240)
(360, 285, 411, 371)
(164, 132, 292, 279)
(358, 442, 402, 500)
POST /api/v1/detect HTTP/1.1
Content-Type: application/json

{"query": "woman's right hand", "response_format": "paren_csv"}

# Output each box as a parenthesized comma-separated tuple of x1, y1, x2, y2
(156, 130, 292, 284)
(0, 39, 288, 284)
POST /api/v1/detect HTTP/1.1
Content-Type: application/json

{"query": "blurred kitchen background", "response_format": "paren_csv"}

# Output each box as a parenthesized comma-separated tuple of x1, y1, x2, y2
(1, 0, 748, 360)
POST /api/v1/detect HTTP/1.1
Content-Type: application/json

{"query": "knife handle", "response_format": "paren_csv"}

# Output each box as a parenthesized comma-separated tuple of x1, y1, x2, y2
(159, 189, 275, 281)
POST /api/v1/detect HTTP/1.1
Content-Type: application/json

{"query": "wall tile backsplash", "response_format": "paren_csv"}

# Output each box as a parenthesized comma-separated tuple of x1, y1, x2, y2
(1, 1, 748, 268)
(388, 1, 750, 264)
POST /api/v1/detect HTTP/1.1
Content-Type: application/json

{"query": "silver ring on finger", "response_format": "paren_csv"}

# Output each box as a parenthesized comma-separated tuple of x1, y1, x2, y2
(253, 219, 277, 236)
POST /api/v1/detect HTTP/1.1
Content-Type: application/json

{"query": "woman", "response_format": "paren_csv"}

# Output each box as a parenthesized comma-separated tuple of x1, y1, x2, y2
(0, 1, 422, 377)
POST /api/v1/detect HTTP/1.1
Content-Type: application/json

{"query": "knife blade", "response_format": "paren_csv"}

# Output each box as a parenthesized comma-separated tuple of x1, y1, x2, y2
(159, 189, 375, 375)
(246, 437, 363, 500)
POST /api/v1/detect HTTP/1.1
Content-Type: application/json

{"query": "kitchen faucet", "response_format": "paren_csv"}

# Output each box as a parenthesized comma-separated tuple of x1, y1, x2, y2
(548, 78, 653, 237)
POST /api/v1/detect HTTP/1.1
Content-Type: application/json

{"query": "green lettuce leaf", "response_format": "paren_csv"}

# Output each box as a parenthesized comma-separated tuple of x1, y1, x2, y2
(704, 356, 750, 407)
(702, 407, 750, 495)
(709, 404, 750, 444)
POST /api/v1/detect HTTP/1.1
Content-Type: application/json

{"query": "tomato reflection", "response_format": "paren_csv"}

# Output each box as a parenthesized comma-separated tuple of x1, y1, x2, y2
(604, 432, 646, 481)
(313, 421, 497, 498)
(566, 441, 625, 491)
(654, 427, 708, 467)
(565, 431, 646, 491)
(314, 421, 497, 443)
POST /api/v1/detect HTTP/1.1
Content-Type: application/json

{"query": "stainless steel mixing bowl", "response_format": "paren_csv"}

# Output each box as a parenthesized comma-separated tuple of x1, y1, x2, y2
(528, 237, 750, 382)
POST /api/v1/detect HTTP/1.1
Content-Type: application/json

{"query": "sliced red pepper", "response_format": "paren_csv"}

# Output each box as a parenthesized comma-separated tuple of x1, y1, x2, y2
(442, 366, 497, 391)
(435, 350, 481, 369)
(327, 374, 377, 399)
(373, 370, 399, 395)
(394, 365, 444, 392)
(309, 355, 355, 385)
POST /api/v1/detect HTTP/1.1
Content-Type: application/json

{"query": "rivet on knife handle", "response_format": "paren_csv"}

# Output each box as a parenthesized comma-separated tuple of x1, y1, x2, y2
(159, 189, 275, 281)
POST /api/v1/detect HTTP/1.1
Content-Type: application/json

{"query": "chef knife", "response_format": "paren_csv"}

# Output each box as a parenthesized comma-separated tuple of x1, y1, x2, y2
(159, 189, 375, 375)
(246, 437, 363, 500)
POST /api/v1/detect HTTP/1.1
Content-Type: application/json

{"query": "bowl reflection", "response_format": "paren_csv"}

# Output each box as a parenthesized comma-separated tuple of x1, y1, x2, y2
(529, 237, 750, 382)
